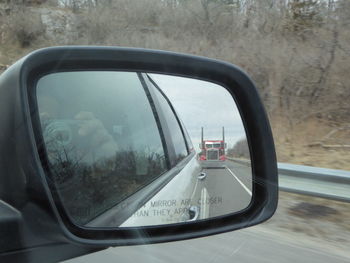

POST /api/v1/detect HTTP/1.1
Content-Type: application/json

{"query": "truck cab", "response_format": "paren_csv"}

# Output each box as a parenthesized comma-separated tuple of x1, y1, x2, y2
(199, 128, 227, 161)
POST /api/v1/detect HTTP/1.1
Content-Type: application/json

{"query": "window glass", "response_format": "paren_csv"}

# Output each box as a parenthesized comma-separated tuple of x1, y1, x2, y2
(36, 71, 168, 225)
(152, 85, 188, 163)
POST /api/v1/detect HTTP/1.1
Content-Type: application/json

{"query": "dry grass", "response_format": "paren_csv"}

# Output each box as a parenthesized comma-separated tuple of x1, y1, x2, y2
(273, 115, 350, 170)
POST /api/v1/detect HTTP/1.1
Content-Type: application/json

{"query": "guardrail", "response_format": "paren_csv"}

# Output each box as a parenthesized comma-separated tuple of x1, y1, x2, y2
(227, 157, 350, 202)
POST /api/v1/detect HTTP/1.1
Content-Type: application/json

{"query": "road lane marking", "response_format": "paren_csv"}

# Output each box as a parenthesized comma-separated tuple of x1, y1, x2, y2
(200, 187, 209, 219)
(224, 165, 252, 196)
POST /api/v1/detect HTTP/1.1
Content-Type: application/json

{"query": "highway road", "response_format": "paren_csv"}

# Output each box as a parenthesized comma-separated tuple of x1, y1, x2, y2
(197, 160, 253, 218)
(65, 225, 350, 263)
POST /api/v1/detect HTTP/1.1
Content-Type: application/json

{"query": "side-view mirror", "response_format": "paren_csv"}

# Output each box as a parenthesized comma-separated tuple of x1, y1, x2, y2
(0, 47, 278, 261)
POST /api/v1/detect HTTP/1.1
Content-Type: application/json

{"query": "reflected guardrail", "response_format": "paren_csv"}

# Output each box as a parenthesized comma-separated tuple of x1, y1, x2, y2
(227, 157, 350, 202)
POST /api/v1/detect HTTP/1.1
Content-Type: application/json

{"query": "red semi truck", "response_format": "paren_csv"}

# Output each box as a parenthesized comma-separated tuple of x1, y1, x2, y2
(199, 127, 227, 161)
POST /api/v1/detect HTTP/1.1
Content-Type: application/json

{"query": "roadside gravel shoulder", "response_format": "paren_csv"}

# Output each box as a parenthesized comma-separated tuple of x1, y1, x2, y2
(252, 191, 350, 259)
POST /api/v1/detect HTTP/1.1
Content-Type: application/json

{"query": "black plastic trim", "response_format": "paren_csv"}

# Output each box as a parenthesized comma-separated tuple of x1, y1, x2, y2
(138, 73, 178, 167)
(137, 73, 172, 170)
(146, 74, 191, 157)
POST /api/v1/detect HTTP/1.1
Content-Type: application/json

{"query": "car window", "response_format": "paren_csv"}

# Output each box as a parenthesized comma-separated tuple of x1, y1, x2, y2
(36, 71, 168, 224)
(151, 81, 189, 164)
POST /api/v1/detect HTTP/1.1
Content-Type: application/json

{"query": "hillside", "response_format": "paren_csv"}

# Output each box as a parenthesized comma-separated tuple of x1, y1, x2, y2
(1, 0, 349, 170)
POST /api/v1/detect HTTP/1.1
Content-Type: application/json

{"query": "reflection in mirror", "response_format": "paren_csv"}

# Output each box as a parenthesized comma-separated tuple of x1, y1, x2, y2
(35, 71, 252, 228)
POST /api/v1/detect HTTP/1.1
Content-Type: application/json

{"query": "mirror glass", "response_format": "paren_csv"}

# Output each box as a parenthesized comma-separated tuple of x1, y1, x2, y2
(35, 71, 252, 228)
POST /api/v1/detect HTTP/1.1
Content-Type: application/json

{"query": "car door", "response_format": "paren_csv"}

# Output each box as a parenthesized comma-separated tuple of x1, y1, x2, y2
(120, 74, 204, 226)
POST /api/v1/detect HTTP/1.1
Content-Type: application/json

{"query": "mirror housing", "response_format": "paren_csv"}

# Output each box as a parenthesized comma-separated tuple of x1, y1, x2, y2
(0, 46, 278, 247)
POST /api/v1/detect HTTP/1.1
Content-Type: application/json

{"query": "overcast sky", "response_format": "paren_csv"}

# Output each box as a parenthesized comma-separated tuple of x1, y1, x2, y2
(150, 74, 247, 151)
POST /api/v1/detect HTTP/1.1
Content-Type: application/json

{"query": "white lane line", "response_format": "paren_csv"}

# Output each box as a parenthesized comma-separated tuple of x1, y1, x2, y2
(224, 165, 252, 196)
(200, 187, 209, 219)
